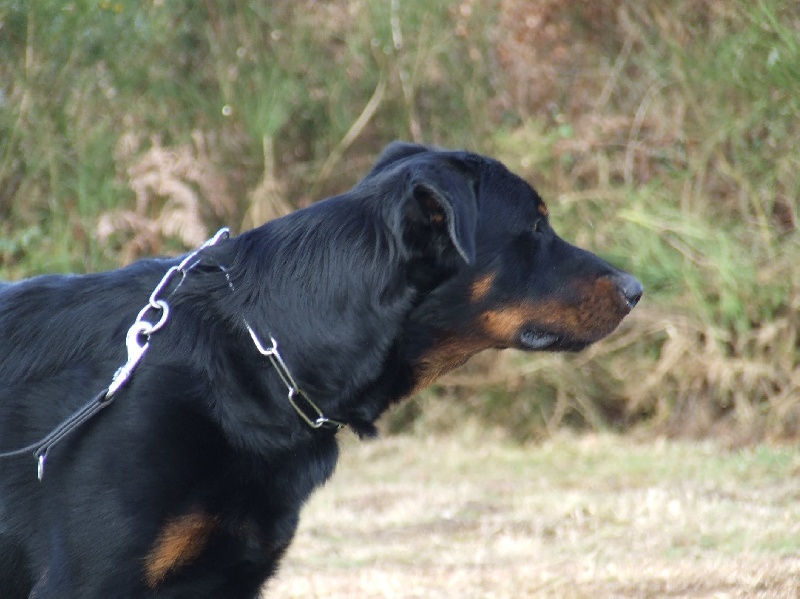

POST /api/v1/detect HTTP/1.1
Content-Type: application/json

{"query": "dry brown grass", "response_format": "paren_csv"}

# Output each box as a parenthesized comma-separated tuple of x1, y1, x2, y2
(98, 131, 237, 262)
(268, 433, 800, 598)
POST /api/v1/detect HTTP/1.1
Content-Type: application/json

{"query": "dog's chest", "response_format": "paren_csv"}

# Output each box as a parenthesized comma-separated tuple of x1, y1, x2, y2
(142, 509, 292, 592)
(140, 439, 339, 591)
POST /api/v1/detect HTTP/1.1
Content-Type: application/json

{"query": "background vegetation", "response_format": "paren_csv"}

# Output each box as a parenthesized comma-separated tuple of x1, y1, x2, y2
(1, 0, 797, 442)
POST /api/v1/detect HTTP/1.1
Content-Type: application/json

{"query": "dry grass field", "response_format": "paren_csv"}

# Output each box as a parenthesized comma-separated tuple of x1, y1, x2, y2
(269, 431, 800, 598)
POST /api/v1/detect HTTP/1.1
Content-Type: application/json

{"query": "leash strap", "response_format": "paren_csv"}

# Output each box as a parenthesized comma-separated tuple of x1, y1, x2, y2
(34, 389, 113, 480)
(0, 388, 111, 480)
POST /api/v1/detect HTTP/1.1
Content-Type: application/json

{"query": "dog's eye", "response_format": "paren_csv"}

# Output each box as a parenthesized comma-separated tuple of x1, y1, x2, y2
(532, 219, 544, 234)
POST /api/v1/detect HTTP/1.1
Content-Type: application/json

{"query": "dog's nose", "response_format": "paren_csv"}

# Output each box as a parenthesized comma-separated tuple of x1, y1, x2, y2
(612, 272, 643, 310)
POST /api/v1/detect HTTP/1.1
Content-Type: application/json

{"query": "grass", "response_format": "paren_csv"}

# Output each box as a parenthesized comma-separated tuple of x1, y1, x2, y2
(269, 432, 800, 597)
(0, 0, 798, 438)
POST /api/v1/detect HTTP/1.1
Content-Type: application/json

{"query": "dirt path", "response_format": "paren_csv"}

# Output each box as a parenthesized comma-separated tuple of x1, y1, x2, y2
(267, 432, 800, 598)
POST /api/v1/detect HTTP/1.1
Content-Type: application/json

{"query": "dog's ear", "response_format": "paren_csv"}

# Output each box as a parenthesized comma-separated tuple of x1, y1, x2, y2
(400, 158, 478, 266)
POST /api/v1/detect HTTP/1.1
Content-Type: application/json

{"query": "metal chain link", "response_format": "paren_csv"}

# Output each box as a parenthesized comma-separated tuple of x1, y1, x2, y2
(245, 322, 346, 431)
(106, 228, 230, 399)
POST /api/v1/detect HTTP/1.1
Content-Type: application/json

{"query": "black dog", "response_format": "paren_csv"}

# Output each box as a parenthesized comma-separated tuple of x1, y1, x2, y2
(0, 142, 641, 597)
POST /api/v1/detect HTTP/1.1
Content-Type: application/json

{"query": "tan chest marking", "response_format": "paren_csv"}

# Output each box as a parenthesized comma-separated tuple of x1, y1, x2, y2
(144, 512, 217, 588)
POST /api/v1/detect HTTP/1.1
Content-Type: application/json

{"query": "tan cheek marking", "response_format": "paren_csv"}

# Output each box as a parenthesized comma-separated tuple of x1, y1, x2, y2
(412, 335, 491, 393)
(481, 277, 628, 343)
(412, 277, 629, 393)
(470, 272, 496, 303)
(144, 513, 217, 588)
(480, 301, 583, 340)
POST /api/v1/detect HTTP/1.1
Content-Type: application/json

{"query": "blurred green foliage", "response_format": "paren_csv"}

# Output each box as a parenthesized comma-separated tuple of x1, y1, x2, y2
(0, 0, 797, 440)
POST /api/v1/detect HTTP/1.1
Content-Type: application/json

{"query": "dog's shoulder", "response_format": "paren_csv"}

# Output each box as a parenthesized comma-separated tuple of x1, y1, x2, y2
(0, 259, 175, 384)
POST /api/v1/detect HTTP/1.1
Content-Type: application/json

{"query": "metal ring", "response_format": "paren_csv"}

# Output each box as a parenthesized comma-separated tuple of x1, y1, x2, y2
(135, 299, 169, 333)
(146, 300, 170, 334)
(130, 318, 155, 340)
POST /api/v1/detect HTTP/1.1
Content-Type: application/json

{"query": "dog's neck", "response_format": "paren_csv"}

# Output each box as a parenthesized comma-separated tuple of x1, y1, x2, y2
(196, 225, 416, 444)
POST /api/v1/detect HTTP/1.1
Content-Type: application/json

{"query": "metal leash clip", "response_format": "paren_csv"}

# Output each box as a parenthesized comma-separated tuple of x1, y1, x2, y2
(105, 227, 230, 399)
(106, 319, 156, 398)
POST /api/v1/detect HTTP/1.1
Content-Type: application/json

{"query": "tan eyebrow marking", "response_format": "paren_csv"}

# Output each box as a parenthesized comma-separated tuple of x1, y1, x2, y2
(470, 272, 496, 303)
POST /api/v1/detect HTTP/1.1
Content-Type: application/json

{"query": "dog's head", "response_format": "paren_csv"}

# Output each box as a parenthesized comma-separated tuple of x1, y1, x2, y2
(223, 142, 641, 432)
(363, 142, 642, 391)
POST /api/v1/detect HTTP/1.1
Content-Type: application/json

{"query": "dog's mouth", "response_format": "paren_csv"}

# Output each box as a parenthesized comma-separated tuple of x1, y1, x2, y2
(518, 329, 590, 352)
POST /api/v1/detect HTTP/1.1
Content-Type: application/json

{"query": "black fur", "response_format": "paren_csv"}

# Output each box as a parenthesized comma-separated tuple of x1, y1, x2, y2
(0, 143, 641, 597)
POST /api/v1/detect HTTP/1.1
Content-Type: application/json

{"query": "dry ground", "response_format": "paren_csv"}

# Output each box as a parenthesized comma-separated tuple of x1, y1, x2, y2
(267, 430, 799, 598)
